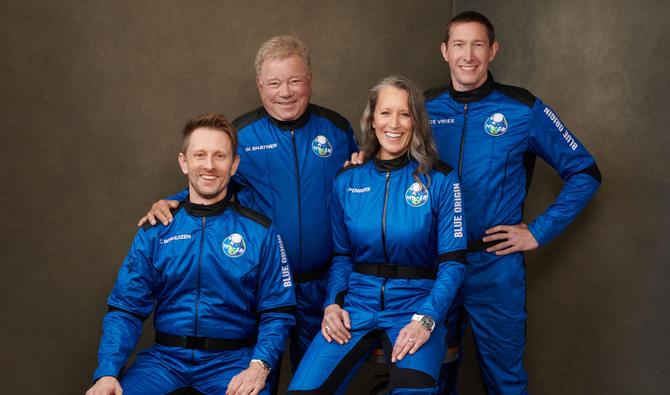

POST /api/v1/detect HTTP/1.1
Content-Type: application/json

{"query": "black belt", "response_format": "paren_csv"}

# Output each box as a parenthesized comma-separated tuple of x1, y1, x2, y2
(155, 332, 254, 351)
(294, 265, 329, 284)
(467, 239, 501, 253)
(354, 263, 437, 280)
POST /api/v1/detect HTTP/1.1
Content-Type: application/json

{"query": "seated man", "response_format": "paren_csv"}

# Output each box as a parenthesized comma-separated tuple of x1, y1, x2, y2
(86, 113, 296, 395)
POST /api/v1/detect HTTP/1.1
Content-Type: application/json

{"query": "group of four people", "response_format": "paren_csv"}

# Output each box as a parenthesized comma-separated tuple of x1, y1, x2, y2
(87, 11, 601, 395)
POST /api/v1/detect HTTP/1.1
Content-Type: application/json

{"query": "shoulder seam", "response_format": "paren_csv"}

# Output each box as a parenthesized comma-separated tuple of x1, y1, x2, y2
(424, 85, 451, 101)
(432, 159, 454, 176)
(233, 106, 267, 131)
(494, 82, 536, 108)
(309, 104, 351, 134)
(230, 202, 272, 228)
(335, 163, 363, 178)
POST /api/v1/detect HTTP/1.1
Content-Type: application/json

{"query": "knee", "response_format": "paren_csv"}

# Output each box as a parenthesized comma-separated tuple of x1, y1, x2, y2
(388, 367, 436, 392)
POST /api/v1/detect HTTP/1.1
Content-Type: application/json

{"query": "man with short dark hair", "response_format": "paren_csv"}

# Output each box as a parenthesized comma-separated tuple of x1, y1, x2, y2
(87, 113, 295, 395)
(425, 11, 602, 394)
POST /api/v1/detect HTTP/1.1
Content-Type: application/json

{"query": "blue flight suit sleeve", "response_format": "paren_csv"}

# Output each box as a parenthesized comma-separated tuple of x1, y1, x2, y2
(526, 100, 602, 246)
(230, 157, 259, 211)
(324, 178, 353, 307)
(417, 172, 467, 324)
(93, 229, 158, 381)
(166, 188, 188, 202)
(252, 225, 297, 370)
(346, 123, 359, 154)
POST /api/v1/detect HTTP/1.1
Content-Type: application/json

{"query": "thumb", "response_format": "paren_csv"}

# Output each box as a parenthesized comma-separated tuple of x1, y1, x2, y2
(168, 200, 180, 208)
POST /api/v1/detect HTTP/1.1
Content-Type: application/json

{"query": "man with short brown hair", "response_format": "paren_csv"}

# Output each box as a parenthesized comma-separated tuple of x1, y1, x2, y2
(425, 11, 602, 394)
(88, 113, 295, 395)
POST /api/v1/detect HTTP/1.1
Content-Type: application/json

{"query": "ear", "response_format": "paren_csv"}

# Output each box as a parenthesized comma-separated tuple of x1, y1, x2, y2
(256, 77, 262, 92)
(440, 42, 449, 63)
(178, 152, 189, 175)
(230, 154, 241, 178)
(489, 41, 500, 61)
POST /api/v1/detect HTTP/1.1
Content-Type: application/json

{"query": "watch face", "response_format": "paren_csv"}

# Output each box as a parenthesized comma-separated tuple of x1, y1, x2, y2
(420, 316, 435, 330)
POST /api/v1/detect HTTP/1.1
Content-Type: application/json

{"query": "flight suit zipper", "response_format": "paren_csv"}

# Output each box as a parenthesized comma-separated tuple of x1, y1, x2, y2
(380, 170, 391, 310)
(381, 170, 391, 263)
(458, 103, 469, 178)
(194, 216, 205, 338)
(290, 130, 304, 270)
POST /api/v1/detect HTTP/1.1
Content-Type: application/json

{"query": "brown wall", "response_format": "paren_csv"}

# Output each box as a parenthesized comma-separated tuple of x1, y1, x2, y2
(0, 1, 452, 393)
(1, 0, 668, 394)
(452, 1, 670, 394)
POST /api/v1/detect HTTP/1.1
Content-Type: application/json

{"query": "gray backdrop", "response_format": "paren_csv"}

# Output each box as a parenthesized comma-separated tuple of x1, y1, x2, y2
(0, 1, 667, 394)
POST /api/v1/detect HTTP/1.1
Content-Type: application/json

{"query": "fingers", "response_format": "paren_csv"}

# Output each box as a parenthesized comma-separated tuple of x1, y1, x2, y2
(226, 374, 242, 395)
(485, 225, 508, 234)
(486, 240, 513, 252)
(494, 244, 521, 256)
(482, 231, 509, 243)
(154, 201, 173, 226)
(137, 216, 147, 227)
(146, 211, 157, 226)
(321, 324, 333, 342)
(232, 383, 252, 395)
(408, 333, 428, 355)
(323, 314, 350, 344)
(341, 309, 351, 330)
(392, 331, 414, 362)
(391, 331, 406, 362)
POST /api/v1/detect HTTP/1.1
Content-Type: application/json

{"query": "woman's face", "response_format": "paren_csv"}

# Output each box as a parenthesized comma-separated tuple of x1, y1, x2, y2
(373, 86, 413, 160)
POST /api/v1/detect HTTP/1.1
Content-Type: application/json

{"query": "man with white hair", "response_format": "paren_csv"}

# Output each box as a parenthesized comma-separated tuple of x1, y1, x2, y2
(141, 36, 358, 373)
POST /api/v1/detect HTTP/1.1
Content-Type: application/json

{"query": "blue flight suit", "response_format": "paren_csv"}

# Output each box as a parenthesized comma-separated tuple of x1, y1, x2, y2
(425, 74, 602, 394)
(288, 156, 468, 394)
(93, 197, 296, 394)
(171, 104, 357, 369)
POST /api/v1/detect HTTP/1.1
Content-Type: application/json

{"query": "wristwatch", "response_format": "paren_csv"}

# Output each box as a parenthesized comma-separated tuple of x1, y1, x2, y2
(412, 314, 436, 332)
(250, 359, 271, 372)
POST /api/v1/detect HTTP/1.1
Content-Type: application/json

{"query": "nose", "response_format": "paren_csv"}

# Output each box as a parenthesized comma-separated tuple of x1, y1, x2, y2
(463, 44, 473, 61)
(389, 114, 399, 129)
(204, 155, 214, 169)
(278, 81, 292, 97)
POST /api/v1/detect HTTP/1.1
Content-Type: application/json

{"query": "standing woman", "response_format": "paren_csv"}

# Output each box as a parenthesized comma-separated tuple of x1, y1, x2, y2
(288, 76, 467, 394)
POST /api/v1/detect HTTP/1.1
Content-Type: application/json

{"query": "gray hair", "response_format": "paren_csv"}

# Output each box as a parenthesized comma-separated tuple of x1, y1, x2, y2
(359, 75, 438, 186)
(255, 35, 311, 76)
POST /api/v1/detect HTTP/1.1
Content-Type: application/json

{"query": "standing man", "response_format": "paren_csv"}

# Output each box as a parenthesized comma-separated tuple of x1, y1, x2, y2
(87, 113, 295, 395)
(141, 36, 358, 371)
(424, 11, 602, 394)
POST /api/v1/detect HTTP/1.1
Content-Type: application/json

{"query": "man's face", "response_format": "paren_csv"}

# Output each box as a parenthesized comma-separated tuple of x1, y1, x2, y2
(256, 54, 312, 121)
(441, 22, 499, 92)
(178, 127, 240, 205)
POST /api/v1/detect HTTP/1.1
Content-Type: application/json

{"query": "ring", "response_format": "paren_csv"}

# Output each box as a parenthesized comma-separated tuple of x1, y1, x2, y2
(408, 338, 415, 343)
(325, 325, 331, 332)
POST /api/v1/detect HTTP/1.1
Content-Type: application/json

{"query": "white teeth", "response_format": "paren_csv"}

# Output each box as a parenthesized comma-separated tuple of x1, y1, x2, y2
(201, 175, 217, 180)
(385, 132, 402, 138)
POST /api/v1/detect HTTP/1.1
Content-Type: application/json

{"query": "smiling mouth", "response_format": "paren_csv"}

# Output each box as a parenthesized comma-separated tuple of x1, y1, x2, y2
(200, 175, 218, 181)
(459, 65, 478, 71)
(384, 131, 403, 139)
